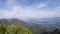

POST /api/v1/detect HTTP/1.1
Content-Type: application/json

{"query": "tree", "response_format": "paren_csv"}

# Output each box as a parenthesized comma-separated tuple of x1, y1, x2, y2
(16, 24, 32, 34)
(0, 23, 6, 34)
(5, 25, 17, 34)
(5, 24, 32, 34)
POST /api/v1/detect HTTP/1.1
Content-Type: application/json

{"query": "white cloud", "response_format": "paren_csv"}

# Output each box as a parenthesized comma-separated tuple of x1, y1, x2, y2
(0, 0, 60, 19)
(0, 5, 60, 19)
(36, 2, 47, 8)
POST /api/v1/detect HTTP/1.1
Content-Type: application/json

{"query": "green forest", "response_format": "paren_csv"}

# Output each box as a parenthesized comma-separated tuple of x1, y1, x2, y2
(0, 19, 60, 34)
(0, 23, 60, 34)
(0, 23, 32, 34)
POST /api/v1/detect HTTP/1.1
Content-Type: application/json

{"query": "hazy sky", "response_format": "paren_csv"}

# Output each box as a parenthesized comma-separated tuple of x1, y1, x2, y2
(0, 0, 60, 19)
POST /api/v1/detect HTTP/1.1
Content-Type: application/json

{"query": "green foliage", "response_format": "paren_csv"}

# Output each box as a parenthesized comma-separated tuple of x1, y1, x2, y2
(0, 23, 6, 34)
(16, 24, 32, 34)
(0, 23, 32, 34)
(5, 25, 17, 34)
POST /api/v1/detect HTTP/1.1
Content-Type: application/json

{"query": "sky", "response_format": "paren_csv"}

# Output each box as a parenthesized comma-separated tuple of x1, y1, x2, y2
(0, 0, 60, 20)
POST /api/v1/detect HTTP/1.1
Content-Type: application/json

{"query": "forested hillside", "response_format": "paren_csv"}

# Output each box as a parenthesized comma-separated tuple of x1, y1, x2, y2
(0, 19, 60, 34)
(0, 23, 32, 34)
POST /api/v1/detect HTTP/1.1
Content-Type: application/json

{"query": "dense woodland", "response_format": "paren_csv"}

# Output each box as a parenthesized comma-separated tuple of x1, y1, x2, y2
(0, 19, 60, 34)
(0, 23, 32, 34)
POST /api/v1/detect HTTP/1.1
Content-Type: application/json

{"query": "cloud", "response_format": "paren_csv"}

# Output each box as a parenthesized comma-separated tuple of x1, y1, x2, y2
(0, 0, 60, 20)
(36, 2, 47, 9)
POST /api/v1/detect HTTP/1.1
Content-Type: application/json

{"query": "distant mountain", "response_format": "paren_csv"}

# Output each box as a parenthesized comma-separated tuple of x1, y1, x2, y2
(0, 17, 60, 26)
(27, 17, 60, 24)
(0, 18, 30, 26)
(26, 17, 60, 30)
(0, 18, 60, 34)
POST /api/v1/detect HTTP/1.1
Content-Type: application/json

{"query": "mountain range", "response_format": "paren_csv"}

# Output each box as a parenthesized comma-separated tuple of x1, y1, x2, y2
(0, 17, 60, 27)
(0, 17, 60, 34)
